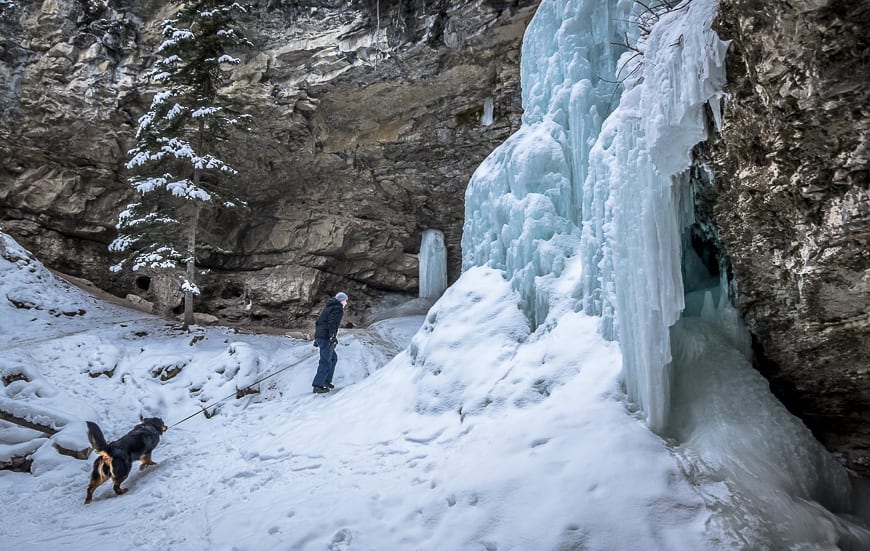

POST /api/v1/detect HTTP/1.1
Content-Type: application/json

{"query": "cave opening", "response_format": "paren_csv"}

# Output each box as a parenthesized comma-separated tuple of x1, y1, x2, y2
(221, 285, 245, 300)
(668, 158, 831, 467)
(135, 275, 151, 291)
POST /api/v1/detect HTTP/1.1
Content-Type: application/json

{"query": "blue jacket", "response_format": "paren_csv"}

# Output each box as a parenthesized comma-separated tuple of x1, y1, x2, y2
(314, 298, 344, 340)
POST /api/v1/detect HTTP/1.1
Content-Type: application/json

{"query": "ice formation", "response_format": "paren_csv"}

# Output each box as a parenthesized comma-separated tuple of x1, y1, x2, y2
(419, 229, 448, 299)
(461, 0, 869, 546)
(480, 97, 494, 126)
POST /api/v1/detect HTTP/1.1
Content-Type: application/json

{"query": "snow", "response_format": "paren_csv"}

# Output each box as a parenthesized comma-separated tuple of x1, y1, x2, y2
(166, 102, 185, 120)
(132, 176, 169, 193)
(180, 279, 200, 295)
(127, 138, 237, 175)
(191, 106, 222, 118)
(0, 234, 711, 549)
(149, 90, 173, 107)
(167, 179, 212, 201)
(2, 0, 869, 548)
(217, 55, 241, 65)
(130, 246, 182, 271)
(134, 110, 156, 138)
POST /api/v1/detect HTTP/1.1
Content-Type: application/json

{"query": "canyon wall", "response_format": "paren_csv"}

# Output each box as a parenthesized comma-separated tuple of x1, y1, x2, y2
(0, 0, 537, 325)
(712, 0, 869, 474)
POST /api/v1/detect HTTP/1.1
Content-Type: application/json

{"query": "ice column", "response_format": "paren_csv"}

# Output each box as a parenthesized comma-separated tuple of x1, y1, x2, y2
(480, 97, 494, 126)
(587, 0, 728, 431)
(419, 229, 447, 299)
(462, 0, 633, 327)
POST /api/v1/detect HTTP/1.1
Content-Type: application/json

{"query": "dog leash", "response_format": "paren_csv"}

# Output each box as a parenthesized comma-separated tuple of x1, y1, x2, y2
(169, 350, 318, 428)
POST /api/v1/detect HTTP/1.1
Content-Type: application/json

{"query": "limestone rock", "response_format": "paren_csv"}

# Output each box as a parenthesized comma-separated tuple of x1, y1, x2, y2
(125, 293, 153, 313)
(191, 312, 220, 326)
(711, 0, 870, 474)
(0, 0, 537, 326)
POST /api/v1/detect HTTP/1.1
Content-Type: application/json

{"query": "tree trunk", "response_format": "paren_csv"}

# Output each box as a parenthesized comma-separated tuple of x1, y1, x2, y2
(182, 171, 201, 330)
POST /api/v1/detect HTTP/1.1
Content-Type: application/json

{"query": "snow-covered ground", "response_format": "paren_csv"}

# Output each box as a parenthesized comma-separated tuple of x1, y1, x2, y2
(0, 234, 718, 550)
(5, 228, 865, 550)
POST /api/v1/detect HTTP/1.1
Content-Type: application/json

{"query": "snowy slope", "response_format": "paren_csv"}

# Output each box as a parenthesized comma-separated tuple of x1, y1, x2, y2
(0, 236, 715, 550)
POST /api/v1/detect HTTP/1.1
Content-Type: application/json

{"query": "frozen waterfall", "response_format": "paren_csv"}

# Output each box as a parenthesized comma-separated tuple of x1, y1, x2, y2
(459, 0, 870, 547)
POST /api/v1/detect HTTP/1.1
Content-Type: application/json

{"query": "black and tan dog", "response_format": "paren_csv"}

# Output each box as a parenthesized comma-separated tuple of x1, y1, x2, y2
(84, 417, 167, 504)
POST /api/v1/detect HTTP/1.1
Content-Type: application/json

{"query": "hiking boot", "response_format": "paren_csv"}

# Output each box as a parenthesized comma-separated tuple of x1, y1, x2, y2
(325, 382, 335, 389)
(312, 385, 330, 394)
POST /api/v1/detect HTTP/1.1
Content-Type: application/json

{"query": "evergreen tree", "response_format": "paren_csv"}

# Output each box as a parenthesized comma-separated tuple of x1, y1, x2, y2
(111, 0, 253, 329)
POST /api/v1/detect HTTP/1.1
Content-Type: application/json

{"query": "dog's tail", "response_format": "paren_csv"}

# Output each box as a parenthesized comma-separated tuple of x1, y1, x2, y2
(87, 421, 116, 478)
(86, 421, 109, 453)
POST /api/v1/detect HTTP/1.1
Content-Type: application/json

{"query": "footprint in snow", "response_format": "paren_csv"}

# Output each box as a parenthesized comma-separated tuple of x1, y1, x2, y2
(328, 528, 352, 550)
(290, 463, 321, 472)
(403, 428, 444, 444)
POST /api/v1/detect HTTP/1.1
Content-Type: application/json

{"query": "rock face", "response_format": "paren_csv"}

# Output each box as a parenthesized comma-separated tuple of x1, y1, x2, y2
(0, 0, 538, 325)
(711, 0, 870, 474)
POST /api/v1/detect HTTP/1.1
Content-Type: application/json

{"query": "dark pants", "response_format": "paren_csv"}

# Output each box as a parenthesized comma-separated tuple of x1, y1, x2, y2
(312, 338, 337, 387)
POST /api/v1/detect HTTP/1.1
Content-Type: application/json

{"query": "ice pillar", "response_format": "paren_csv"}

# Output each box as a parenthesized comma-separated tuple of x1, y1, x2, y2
(480, 97, 494, 126)
(419, 229, 447, 299)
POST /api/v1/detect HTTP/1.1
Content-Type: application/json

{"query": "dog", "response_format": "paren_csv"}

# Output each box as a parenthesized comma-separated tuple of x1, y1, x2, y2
(84, 417, 167, 504)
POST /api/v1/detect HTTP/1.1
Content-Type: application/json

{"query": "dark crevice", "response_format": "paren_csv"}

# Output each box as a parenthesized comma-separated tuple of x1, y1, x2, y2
(135, 275, 151, 291)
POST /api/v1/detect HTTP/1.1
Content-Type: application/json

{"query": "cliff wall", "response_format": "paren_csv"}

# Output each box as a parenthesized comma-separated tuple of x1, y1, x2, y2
(712, 0, 869, 474)
(0, 0, 537, 324)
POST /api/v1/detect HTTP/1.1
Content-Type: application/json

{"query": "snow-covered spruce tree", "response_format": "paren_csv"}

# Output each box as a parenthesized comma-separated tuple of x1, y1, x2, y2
(111, 0, 253, 329)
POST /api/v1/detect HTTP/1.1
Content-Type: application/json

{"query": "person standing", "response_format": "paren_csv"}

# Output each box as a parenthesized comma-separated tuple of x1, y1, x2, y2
(312, 292, 348, 393)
